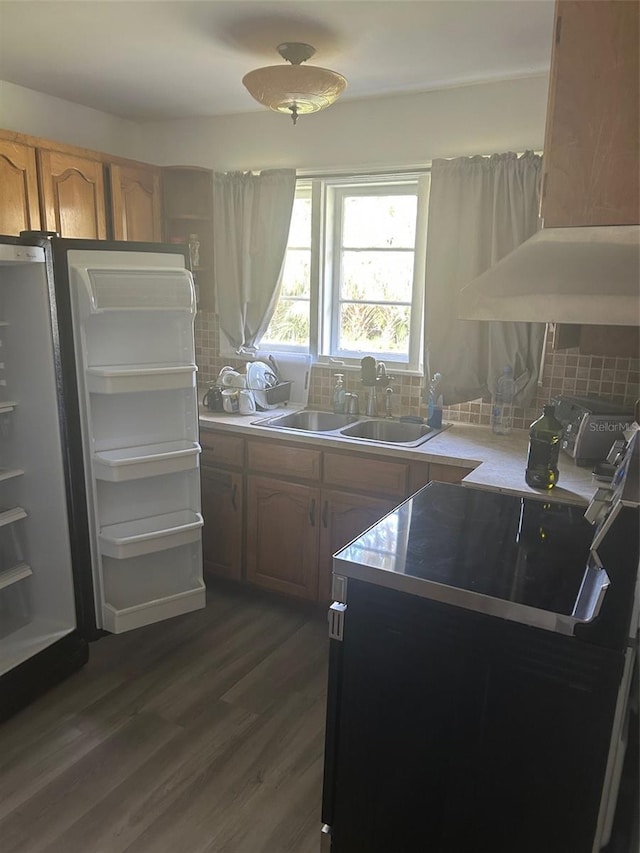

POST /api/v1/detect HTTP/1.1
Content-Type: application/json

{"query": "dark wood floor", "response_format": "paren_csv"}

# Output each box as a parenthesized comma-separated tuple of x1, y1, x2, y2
(0, 584, 329, 853)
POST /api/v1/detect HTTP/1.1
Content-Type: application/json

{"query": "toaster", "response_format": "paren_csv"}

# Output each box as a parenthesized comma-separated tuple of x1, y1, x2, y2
(552, 395, 635, 467)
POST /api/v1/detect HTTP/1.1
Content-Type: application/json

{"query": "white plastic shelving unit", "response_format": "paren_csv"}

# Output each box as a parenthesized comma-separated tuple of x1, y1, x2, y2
(0, 243, 78, 675)
(68, 250, 205, 633)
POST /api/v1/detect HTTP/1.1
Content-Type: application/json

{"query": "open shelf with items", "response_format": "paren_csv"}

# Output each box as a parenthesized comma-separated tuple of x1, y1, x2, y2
(163, 166, 214, 311)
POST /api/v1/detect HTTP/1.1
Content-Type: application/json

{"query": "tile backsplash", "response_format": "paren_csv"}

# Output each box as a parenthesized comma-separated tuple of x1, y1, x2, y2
(196, 312, 639, 430)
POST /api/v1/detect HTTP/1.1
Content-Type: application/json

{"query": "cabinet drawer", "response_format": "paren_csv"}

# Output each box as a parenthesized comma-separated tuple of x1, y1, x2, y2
(199, 430, 244, 468)
(247, 440, 321, 481)
(323, 452, 408, 498)
(429, 462, 474, 484)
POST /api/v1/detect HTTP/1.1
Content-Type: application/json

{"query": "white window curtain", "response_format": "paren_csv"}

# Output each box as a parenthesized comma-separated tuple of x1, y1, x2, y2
(213, 169, 296, 354)
(424, 151, 545, 406)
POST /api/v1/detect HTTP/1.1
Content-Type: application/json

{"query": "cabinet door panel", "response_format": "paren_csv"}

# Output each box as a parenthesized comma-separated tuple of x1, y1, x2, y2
(0, 140, 41, 235)
(201, 466, 243, 581)
(542, 0, 639, 227)
(318, 489, 396, 603)
(109, 163, 162, 242)
(38, 149, 107, 238)
(246, 475, 319, 600)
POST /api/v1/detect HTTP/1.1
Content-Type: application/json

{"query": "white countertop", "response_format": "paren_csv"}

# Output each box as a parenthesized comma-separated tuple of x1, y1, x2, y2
(199, 405, 598, 506)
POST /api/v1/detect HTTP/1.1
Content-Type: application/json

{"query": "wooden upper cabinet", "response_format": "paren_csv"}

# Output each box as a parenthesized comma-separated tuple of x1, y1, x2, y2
(542, 0, 640, 227)
(0, 139, 41, 235)
(109, 163, 162, 242)
(37, 149, 107, 239)
(163, 166, 214, 310)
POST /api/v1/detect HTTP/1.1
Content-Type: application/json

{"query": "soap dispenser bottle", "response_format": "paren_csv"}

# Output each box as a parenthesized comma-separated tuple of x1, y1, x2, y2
(333, 374, 346, 414)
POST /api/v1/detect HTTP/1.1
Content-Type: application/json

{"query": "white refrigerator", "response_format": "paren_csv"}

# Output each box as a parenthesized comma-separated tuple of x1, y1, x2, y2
(0, 234, 205, 719)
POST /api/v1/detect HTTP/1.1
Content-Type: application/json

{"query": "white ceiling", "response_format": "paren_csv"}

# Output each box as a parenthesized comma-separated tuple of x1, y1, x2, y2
(0, 0, 555, 122)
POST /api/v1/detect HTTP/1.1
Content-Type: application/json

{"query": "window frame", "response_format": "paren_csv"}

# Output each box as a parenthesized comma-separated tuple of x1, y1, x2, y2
(260, 172, 429, 375)
(324, 179, 423, 370)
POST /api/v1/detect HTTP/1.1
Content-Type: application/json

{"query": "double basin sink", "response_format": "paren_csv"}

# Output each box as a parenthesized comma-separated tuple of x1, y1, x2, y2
(254, 409, 449, 448)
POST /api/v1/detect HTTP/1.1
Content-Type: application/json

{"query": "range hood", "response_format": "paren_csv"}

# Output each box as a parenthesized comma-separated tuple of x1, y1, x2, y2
(458, 225, 640, 325)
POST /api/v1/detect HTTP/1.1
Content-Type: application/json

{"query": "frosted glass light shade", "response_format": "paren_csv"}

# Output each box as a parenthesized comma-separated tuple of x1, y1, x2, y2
(242, 65, 347, 116)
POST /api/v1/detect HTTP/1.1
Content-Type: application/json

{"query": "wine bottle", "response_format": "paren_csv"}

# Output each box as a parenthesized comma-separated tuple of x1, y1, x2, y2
(525, 404, 564, 489)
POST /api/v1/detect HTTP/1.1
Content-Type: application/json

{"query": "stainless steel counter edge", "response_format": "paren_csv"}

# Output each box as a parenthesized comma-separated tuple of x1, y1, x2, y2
(331, 559, 592, 636)
(199, 405, 597, 506)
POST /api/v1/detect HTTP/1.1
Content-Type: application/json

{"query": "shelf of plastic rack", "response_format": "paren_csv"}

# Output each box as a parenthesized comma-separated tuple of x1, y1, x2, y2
(0, 506, 27, 528)
(102, 580, 205, 633)
(99, 509, 203, 559)
(0, 562, 32, 591)
(86, 363, 197, 394)
(0, 401, 17, 415)
(93, 440, 201, 482)
(0, 468, 24, 482)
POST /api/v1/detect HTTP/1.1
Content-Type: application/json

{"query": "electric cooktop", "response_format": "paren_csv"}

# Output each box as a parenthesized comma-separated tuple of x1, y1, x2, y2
(334, 482, 603, 635)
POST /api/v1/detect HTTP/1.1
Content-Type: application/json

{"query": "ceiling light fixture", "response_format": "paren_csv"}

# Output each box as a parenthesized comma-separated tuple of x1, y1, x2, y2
(242, 42, 347, 125)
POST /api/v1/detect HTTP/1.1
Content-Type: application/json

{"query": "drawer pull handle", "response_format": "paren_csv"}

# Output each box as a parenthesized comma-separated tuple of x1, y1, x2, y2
(322, 500, 328, 529)
(231, 483, 238, 511)
(309, 498, 316, 527)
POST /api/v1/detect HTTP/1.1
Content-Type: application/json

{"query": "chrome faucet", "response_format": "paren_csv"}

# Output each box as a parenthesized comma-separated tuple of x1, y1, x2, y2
(360, 358, 393, 418)
(365, 387, 378, 417)
(385, 387, 393, 419)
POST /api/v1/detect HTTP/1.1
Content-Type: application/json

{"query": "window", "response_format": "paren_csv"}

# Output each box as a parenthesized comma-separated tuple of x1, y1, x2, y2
(262, 174, 429, 372)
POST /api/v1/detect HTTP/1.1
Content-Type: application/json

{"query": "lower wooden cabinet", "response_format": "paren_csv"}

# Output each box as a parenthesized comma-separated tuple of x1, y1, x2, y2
(200, 427, 476, 602)
(201, 465, 243, 582)
(246, 475, 320, 600)
(318, 489, 397, 603)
